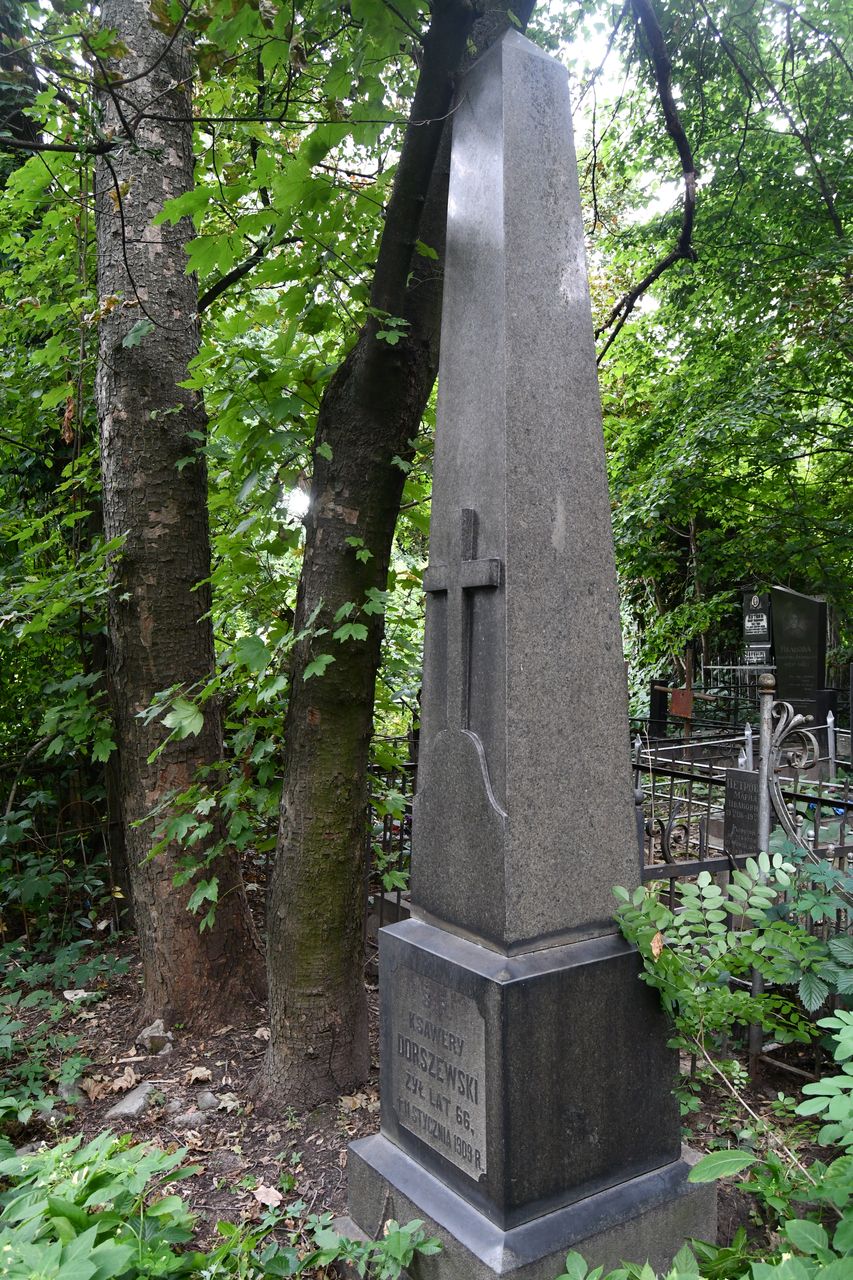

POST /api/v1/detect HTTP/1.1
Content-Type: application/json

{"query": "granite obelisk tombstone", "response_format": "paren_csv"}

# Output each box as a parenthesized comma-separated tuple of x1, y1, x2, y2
(345, 32, 715, 1277)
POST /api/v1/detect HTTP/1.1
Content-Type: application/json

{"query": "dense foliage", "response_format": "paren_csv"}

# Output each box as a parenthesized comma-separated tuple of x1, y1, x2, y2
(1, 0, 851, 1275)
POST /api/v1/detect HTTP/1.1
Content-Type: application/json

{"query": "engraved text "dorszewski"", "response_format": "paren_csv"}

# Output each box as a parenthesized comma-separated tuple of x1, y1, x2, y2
(397, 1035, 480, 1103)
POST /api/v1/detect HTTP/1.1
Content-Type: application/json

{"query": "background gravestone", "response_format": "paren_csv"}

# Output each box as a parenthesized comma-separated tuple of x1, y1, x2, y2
(343, 33, 715, 1278)
(742, 589, 772, 668)
(769, 586, 826, 714)
(724, 769, 774, 859)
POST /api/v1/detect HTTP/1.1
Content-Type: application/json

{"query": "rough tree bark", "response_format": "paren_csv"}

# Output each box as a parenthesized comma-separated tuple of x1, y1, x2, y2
(261, 0, 537, 1107)
(95, 0, 264, 1026)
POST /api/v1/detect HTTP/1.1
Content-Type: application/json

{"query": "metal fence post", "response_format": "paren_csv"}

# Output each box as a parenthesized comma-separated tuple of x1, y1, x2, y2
(827, 710, 836, 782)
(750, 672, 776, 1078)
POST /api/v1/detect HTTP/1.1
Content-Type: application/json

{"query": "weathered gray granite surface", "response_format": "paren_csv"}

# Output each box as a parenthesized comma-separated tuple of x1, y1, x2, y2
(412, 30, 637, 953)
(346, 30, 715, 1277)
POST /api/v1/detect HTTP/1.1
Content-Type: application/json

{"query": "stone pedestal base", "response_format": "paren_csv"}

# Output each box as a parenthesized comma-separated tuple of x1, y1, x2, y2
(343, 1135, 716, 1279)
(374, 920, 688, 1222)
(344, 919, 716, 1277)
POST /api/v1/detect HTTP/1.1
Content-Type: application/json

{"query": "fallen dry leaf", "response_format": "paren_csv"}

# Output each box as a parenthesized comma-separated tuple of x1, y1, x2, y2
(185, 1066, 213, 1084)
(181, 1132, 207, 1150)
(112, 1065, 141, 1093)
(254, 1026, 271, 1041)
(79, 1076, 111, 1103)
(253, 1184, 284, 1208)
(63, 989, 90, 1002)
(651, 931, 664, 960)
(218, 1092, 240, 1113)
(340, 1090, 378, 1113)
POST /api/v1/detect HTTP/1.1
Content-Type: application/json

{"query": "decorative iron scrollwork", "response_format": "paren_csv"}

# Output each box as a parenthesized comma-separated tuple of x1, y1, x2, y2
(766, 699, 819, 848)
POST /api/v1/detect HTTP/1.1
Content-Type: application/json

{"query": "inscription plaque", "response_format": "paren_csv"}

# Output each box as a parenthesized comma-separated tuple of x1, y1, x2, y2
(390, 968, 487, 1179)
(742, 591, 772, 647)
(744, 613, 769, 638)
(724, 769, 773, 858)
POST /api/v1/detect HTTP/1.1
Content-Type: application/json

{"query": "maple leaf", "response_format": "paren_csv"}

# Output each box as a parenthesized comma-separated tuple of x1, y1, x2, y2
(79, 1076, 111, 1103)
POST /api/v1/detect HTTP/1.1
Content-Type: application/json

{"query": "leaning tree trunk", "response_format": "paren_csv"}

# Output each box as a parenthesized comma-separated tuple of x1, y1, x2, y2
(261, 0, 537, 1107)
(95, 0, 264, 1026)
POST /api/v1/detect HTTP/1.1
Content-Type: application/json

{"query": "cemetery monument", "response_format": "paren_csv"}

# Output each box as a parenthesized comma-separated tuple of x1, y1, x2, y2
(342, 32, 716, 1277)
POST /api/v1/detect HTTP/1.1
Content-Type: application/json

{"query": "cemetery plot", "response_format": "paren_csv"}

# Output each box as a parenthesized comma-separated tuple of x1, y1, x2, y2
(635, 734, 853, 893)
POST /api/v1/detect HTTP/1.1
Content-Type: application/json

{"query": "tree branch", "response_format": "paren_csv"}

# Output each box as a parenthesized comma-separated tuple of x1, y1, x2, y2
(197, 234, 298, 313)
(596, 0, 698, 360)
(0, 132, 115, 155)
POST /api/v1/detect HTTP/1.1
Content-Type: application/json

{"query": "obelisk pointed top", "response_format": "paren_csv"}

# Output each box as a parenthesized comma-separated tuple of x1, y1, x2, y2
(411, 16, 638, 953)
(483, 26, 560, 63)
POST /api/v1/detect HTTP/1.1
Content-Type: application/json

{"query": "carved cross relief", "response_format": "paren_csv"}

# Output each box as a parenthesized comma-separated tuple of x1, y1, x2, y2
(423, 508, 501, 729)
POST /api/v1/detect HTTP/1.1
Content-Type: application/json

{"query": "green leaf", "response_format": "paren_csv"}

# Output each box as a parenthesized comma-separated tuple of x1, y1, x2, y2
(796, 1095, 831, 1116)
(162, 697, 204, 738)
(688, 1149, 756, 1182)
(751, 1261, 811, 1280)
(833, 1211, 853, 1252)
(91, 737, 116, 763)
(234, 635, 271, 672)
(122, 317, 155, 348)
(303, 654, 335, 681)
(333, 623, 368, 643)
(784, 1218, 829, 1256)
(798, 971, 830, 1013)
(828, 935, 853, 966)
(316, 441, 333, 461)
(187, 878, 218, 913)
(414, 239, 438, 260)
(813, 1263, 853, 1280)
(557, 1253, 589, 1280)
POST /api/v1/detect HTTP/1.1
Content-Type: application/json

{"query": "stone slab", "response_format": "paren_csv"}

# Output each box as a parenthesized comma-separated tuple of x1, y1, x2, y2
(345, 1135, 716, 1279)
(770, 586, 826, 704)
(378, 919, 681, 1228)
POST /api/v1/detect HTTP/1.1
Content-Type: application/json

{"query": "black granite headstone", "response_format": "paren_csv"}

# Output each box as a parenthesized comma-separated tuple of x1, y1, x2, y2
(724, 769, 767, 858)
(742, 590, 772, 668)
(742, 591, 771, 645)
(770, 586, 826, 710)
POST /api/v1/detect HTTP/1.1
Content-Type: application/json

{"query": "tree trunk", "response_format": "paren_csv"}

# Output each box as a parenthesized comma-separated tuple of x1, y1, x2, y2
(95, 0, 264, 1027)
(261, 0, 537, 1107)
